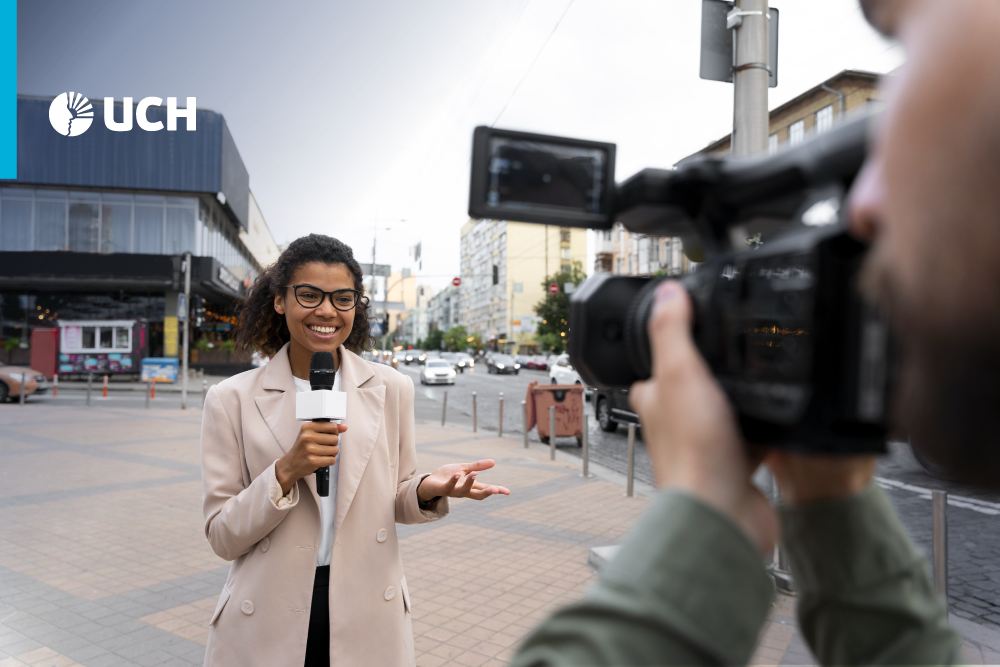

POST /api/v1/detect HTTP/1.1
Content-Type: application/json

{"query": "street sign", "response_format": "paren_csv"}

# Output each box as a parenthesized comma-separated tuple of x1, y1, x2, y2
(700, 0, 779, 88)
(177, 293, 187, 321)
(549, 283, 558, 294)
(452, 276, 462, 287)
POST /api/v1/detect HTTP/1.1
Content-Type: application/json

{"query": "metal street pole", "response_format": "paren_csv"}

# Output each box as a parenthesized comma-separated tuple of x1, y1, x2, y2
(731, 0, 770, 157)
(181, 252, 191, 410)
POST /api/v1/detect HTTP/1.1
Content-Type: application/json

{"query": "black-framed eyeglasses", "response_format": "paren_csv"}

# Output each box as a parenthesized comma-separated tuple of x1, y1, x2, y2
(289, 284, 367, 311)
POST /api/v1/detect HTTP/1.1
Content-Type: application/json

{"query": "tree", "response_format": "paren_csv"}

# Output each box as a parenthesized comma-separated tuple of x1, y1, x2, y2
(534, 262, 587, 353)
(423, 328, 445, 351)
(443, 325, 469, 351)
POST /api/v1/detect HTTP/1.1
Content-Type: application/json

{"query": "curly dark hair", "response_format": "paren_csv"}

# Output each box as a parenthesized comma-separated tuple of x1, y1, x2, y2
(236, 234, 372, 356)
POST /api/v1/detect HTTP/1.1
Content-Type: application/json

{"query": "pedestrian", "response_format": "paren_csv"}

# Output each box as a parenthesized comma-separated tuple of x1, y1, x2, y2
(200, 234, 509, 666)
(512, 0, 1000, 664)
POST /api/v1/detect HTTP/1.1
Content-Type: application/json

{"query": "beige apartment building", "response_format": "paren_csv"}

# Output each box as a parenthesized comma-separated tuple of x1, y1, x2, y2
(460, 219, 586, 351)
(600, 69, 882, 277)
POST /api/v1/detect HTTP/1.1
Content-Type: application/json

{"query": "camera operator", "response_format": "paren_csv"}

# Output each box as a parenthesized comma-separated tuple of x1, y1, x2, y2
(512, 0, 1000, 664)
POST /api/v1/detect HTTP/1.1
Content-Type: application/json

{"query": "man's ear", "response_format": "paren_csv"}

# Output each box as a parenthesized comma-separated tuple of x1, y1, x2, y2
(274, 293, 285, 315)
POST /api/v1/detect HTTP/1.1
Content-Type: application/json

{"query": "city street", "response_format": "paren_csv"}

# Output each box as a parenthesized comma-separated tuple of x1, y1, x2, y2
(19, 367, 1000, 631)
(394, 361, 1000, 629)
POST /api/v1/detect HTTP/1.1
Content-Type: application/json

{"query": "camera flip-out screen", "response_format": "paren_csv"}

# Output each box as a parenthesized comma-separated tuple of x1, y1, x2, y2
(469, 126, 616, 229)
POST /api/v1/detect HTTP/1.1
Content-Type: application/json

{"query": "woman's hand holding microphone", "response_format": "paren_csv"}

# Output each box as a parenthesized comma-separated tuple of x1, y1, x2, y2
(275, 422, 349, 495)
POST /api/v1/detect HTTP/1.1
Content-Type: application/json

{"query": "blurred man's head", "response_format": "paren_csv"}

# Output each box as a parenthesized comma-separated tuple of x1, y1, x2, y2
(850, 0, 1000, 486)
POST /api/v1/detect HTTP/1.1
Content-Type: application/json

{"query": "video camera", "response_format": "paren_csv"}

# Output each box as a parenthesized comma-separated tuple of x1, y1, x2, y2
(468, 115, 891, 453)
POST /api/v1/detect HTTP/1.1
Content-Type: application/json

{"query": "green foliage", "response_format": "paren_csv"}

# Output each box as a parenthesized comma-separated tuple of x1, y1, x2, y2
(220, 339, 237, 353)
(423, 328, 445, 351)
(1, 338, 20, 353)
(443, 325, 469, 352)
(194, 338, 213, 352)
(537, 332, 563, 355)
(534, 261, 587, 352)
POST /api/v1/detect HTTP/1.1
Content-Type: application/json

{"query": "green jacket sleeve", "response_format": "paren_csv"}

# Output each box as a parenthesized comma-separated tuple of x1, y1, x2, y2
(780, 484, 961, 665)
(512, 491, 774, 666)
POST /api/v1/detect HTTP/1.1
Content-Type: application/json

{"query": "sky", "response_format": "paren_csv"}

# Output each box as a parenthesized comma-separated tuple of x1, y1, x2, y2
(18, 0, 902, 289)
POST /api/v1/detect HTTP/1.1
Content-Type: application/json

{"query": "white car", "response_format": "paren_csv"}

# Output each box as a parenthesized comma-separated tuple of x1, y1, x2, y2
(420, 359, 457, 385)
(549, 354, 582, 385)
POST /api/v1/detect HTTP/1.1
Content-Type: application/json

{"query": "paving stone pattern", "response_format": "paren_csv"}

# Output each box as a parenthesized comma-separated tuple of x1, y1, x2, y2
(2, 398, 998, 665)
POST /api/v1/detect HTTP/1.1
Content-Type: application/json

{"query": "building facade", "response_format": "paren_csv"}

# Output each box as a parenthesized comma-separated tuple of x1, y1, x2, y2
(0, 95, 278, 376)
(459, 219, 586, 351)
(605, 70, 882, 277)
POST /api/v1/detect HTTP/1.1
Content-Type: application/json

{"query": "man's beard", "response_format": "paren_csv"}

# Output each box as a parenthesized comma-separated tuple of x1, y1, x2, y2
(860, 250, 1000, 489)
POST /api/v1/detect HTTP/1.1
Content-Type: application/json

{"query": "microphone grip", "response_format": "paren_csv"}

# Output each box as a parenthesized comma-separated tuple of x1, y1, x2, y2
(313, 417, 332, 497)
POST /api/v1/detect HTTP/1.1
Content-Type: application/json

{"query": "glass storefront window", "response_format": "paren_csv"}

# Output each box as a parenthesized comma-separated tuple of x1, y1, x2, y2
(0, 198, 32, 250)
(35, 201, 66, 250)
(82, 327, 95, 348)
(165, 206, 196, 254)
(101, 202, 132, 253)
(69, 200, 100, 252)
(100, 327, 113, 348)
(134, 205, 163, 253)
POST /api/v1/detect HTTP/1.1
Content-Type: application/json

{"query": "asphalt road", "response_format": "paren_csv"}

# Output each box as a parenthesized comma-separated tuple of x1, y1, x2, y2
(25, 364, 1000, 629)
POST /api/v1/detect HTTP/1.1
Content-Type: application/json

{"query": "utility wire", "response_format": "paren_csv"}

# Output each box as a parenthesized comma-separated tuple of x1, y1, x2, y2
(491, 0, 577, 128)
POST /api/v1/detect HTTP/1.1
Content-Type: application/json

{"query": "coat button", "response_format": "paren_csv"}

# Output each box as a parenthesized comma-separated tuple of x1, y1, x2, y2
(241, 600, 254, 615)
(260, 537, 270, 553)
(376, 529, 388, 543)
(383, 586, 397, 601)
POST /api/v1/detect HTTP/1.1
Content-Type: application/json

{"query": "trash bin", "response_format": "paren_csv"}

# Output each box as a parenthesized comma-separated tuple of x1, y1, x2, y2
(525, 381, 585, 446)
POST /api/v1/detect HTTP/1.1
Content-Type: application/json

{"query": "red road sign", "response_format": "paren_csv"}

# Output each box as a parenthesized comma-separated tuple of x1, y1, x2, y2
(549, 283, 558, 294)
(452, 276, 462, 287)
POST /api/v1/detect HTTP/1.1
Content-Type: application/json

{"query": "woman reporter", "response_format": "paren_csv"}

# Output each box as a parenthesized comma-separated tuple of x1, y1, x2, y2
(200, 234, 509, 666)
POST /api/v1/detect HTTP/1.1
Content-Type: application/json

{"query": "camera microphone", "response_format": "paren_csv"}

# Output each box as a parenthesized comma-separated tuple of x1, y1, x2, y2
(296, 351, 346, 496)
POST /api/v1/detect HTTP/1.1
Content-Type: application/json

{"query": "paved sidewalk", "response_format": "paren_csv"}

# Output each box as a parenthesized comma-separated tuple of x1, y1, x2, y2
(1, 401, 998, 666)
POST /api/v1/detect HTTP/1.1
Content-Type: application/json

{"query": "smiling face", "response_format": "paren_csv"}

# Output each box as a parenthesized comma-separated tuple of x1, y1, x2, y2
(274, 261, 358, 377)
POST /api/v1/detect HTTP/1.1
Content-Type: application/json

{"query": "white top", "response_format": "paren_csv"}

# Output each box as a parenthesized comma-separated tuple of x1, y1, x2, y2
(292, 373, 341, 568)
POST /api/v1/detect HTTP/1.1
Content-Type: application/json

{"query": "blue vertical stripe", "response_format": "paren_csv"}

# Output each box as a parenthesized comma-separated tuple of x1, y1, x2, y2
(0, 0, 14, 179)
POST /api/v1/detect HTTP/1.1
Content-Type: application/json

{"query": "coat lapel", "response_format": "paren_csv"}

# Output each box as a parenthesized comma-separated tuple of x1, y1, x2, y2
(253, 344, 300, 461)
(336, 348, 384, 529)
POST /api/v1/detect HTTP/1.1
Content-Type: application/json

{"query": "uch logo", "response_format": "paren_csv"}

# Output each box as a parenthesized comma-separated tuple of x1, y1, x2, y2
(48, 92, 198, 137)
(48, 92, 93, 137)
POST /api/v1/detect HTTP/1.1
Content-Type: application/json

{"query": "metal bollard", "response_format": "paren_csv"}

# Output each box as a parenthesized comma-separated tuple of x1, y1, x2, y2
(626, 423, 636, 497)
(932, 490, 949, 600)
(19, 372, 26, 405)
(498, 393, 504, 437)
(582, 412, 590, 478)
(472, 392, 478, 433)
(441, 391, 448, 427)
(145, 382, 152, 409)
(549, 405, 556, 461)
(86, 373, 93, 406)
(52, 373, 59, 398)
(522, 400, 528, 449)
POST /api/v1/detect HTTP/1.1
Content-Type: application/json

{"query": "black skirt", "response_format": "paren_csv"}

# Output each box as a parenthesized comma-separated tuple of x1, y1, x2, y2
(304, 565, 330, 666)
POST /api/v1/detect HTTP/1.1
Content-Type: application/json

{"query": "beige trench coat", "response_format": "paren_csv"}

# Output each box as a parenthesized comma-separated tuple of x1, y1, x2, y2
(200, 344, 448, 666)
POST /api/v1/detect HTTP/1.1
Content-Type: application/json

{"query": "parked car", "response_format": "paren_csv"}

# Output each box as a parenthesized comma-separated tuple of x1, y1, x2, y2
(486, 354, 520, 375)
(549, 354, 582, 385)
(420, 359, 457, 385)
(0, 365, 49, 402)
(525, 355, 549, 371)
(593, 386, 639, 433)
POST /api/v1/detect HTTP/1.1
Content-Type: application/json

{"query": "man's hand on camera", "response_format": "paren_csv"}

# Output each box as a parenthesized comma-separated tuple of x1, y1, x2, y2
(629, 281, 777, 556)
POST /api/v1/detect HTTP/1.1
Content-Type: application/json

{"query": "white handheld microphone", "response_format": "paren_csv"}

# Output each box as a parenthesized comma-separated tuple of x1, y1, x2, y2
(296, 352, 347, 496)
